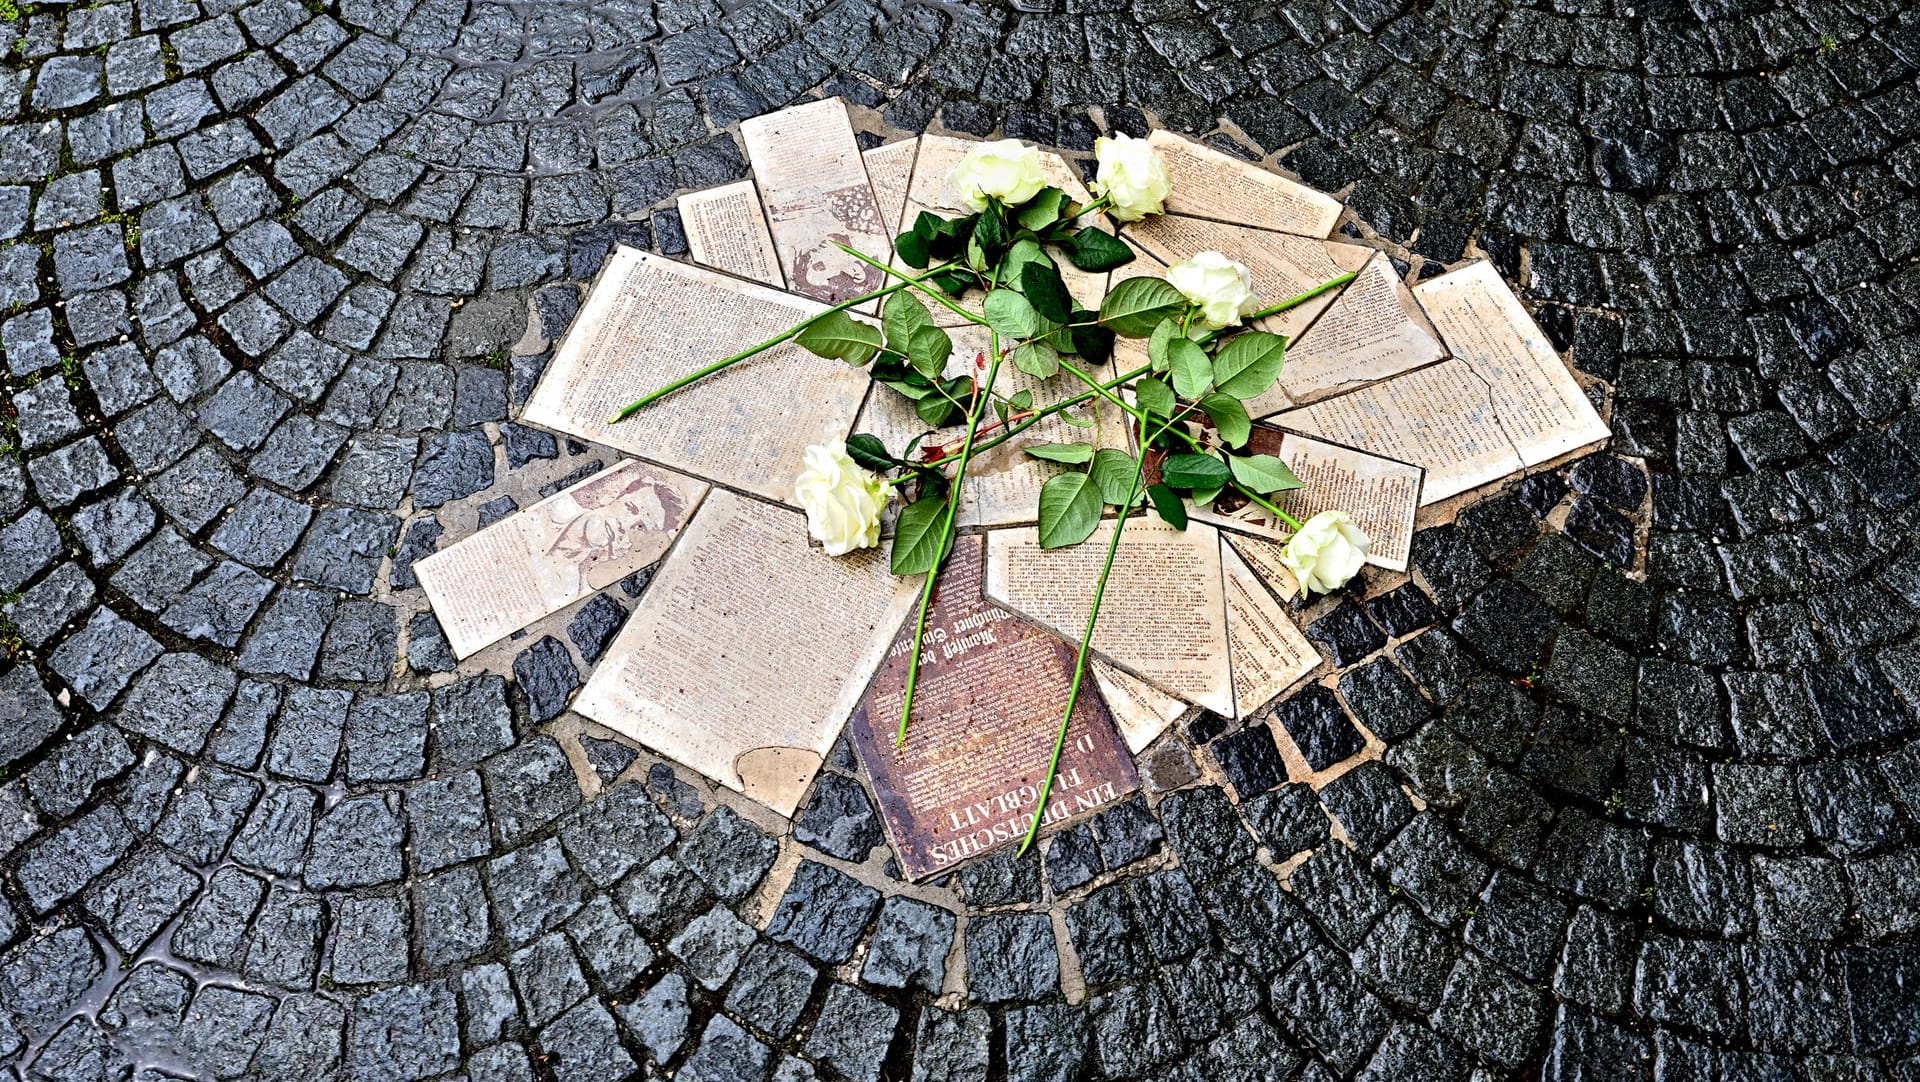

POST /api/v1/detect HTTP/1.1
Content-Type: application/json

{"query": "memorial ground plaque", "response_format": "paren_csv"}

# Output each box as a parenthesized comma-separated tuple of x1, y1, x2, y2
(848, 536, 1138, 879)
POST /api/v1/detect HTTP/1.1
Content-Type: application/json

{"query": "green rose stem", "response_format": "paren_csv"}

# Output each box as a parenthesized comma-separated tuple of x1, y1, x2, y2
(1016, 402, 1191, 858)
(607, 264, 960, 424)
(901, 362, 1156, 478)
(895, 332, 1004, 746)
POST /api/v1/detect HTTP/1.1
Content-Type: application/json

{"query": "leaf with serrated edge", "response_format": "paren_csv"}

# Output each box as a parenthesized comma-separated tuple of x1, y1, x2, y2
(1012, 341, 1060, 379)
(845, 433, 893, 471)
(1148, 483, 1188, 529)
(1211, 331, 1287, 400)
(1134, 377, 1175, 418)
(1168, 337, 1211, 399)
(891, 495, 952, 574)
(1037, 472, 1103, 549)
(1199, 393, 1251, 448)
(907, 324, 952, 380)
(796, 310, 883, 365)
(1098, 277, 1187, 338)
(1025, 442, 1093, 463)
(1227, 452, 1303, 494)
(984, 289, 1045, 339)
(1161, 452, 1231, 489)
(883, 291, 934, 354)
(1089, 448, 1139, 505)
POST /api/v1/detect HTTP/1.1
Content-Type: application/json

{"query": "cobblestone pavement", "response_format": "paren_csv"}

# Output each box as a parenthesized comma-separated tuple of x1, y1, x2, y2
(3, 0, 1920, 1077)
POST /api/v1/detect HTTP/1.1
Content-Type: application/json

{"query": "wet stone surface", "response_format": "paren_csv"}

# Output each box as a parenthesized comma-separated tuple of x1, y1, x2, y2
(2, 0, 1920, 1078)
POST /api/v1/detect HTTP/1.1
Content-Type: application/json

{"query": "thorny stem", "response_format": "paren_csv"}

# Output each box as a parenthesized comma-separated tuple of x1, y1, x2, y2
(904, 363, 1156, 471)
(896, 329, 1005, 747)
(833, 243, 991, 328)
(1016, 401, 1194, 857)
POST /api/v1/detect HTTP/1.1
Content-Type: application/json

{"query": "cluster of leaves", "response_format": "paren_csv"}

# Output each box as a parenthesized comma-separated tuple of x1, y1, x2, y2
(1024, 281, 1304, 550)
(790, 179, 1304, 563)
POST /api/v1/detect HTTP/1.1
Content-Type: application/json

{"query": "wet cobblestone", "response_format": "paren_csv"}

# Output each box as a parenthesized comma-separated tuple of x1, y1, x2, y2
(1, 0, 1919, 1077)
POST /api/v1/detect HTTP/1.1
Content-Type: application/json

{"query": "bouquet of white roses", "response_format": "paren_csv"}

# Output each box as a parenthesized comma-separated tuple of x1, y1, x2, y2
(615, 133, 1368, 855)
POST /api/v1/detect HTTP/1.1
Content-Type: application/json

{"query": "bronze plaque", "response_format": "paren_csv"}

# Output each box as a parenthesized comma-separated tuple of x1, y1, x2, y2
(848, 535, 1140, 880)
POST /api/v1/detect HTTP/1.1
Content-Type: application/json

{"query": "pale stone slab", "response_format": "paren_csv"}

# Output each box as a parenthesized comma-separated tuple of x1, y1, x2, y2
(984, 516, 1234, 717)
(863, 138, 920, 237)
(416, 460, 709, 659)
(522, 246, 869, 508)
(1121, 215, 1367, 340)
(1092, 660, 1187, 754)
(847, 535, 1138, 879)
(1244, 252, 1449, 415)
(1222, 541, 1320, 717)
(574, 490, 918, 817)
(1278, 261, 1609, 505)
(679, 180, 783, 287)
(739, 97, 894, 305)
(1146, 130, 1343, 237)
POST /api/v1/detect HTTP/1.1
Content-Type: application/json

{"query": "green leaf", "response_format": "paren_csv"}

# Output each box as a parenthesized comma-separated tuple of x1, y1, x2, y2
(1147, 483, 1188, 529)
(1020, 262, 1075, 323)
(1001, 238, 1048, 283)
(894, 229, 929, 268)
(1211, 331, 1287, 400)
(1016, 187, 1070, 231)
(1009, 389, 1033, 411)
(1168, 336, 1212, 400)
(1190, 485, 1222, 506)
(891, 495, 953, 575)
(796, 310, 883, 365)
(1089, 448, 1140, 505)
(1161, 452, 1232, 490)
(1099, 277, 1188, 338)
(1199, 393, 1251, 448)
(907, 324, 953, 380)
(915, 377, 970, 427)
(1036, 472, 1103, 549)
(973, 203, 1008, 261)
(1060, 226, 1135, 272)
(882, 291, 934, 353)
(1069, 321, 1114, 364)
(1227, 453, 1304, 494)
(1012, 341, 1060, 379)
(1058, 410, 1098, 428)
(983, 289, 1048, 339)
(1147, 318, 1179, 373)
(1134, 377, 1175, 419)
(1025, 441, 1093, 464)
(845, 433, 894, 472)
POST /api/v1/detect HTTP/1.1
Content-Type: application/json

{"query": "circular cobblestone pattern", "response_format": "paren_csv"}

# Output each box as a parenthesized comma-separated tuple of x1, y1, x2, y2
(3, 0, 1920, 1078)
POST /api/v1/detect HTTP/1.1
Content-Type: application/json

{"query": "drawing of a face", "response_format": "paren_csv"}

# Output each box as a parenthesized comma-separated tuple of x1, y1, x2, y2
(793, 233, 878, 302)
(544, 471, 686, 590)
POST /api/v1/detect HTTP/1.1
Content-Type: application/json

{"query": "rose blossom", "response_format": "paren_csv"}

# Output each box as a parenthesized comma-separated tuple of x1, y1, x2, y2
(1091, 133, 1171, 222)
(795, 442, 887, 556)
(1165, 250, 1260, 331)
(1280, 510, 1370, 596)
(948, 139, 1047, 211)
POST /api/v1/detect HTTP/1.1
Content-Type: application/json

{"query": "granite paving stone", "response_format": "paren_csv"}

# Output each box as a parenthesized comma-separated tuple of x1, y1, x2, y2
(0, 2, 1913, 1076)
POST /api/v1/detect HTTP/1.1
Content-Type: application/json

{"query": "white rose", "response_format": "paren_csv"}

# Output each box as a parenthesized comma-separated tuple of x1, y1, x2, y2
(1165, 250, 1259, 331)
(795, 442, 887, 556)
(948, 139, 1047, 211)
(1091, 133, 1170, 222)
(1281, 510, 1370, 596)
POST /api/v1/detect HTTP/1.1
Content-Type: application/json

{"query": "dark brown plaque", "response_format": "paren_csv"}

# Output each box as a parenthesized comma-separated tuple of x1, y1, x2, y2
(847, 535, 1140, 880)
